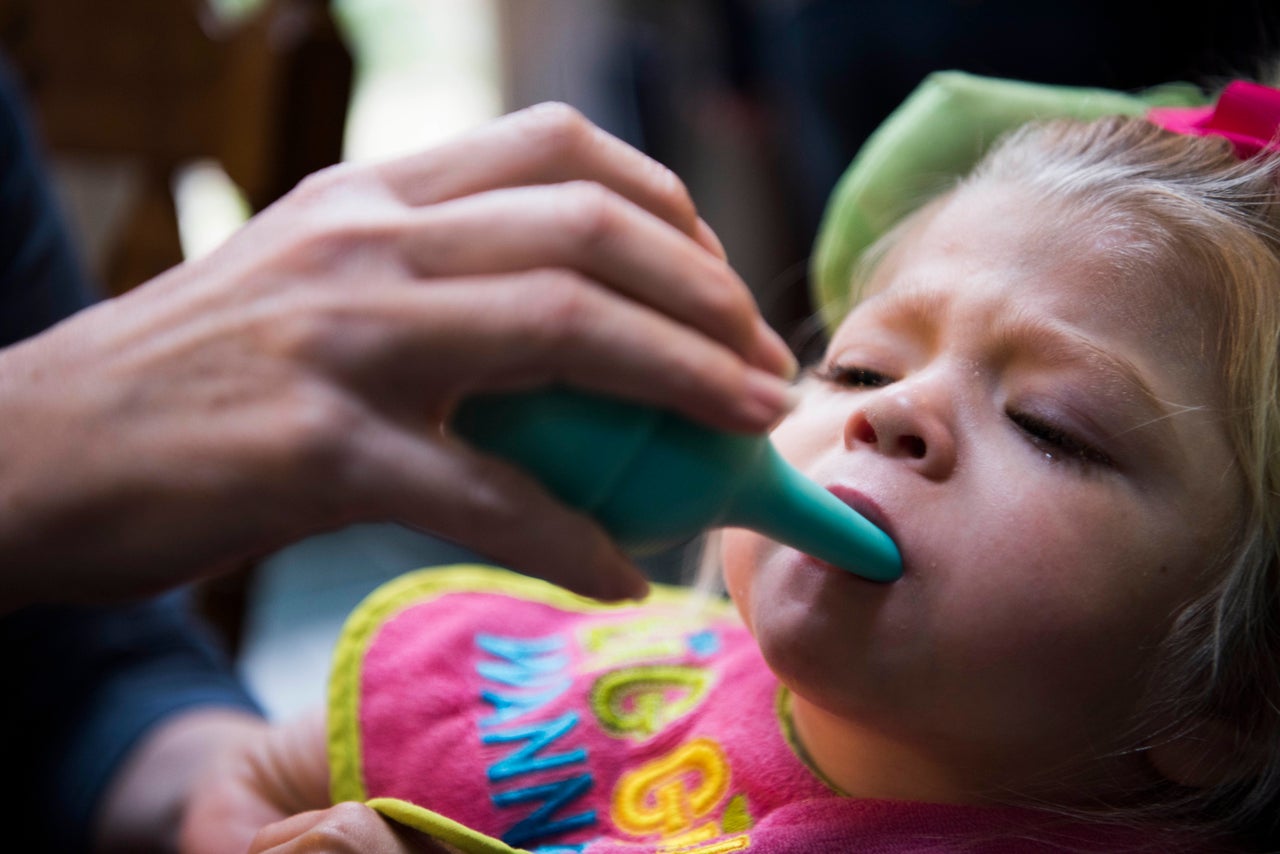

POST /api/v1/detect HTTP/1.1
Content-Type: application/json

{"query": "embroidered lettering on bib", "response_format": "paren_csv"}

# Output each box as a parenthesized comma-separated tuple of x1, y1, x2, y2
(476, 633, 597, 849)
(612, 737, 752, 850)
(589, 665, 715, 740)
(471, 608, 753, 852)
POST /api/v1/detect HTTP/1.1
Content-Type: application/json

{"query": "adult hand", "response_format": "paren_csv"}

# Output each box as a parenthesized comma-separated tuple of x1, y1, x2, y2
(177, 710, 323, 854)
(178, 711, 443, 854)
(0, 102, 796, 608)
(247, 804, 450, 854)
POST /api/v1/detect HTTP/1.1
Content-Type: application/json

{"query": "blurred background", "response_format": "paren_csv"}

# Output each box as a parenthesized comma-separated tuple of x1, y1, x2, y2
(3, 0, 1278, 718)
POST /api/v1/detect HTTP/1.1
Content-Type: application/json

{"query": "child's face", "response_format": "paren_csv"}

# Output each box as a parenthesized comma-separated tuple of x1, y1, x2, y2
(722, 182, 1244, 795)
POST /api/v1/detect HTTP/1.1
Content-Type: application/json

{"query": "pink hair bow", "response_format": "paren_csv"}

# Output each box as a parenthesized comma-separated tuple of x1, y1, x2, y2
(1147, 80, 1280, 158)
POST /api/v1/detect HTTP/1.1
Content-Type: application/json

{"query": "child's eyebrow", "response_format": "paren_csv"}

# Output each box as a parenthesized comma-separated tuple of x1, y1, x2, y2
(988, 310, 1173, 421)
(868, 287, 1176, 423)
(863, 286, 951, 331)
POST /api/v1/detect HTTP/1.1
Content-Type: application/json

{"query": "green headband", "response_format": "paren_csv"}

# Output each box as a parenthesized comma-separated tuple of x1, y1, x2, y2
(809, 71, 1207, 332)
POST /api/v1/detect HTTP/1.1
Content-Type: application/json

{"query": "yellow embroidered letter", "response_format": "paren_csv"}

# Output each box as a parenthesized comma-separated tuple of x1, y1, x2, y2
(612, 738, 729, 836)
(580, 616, 688, 671)
(590, 665, 713, 740)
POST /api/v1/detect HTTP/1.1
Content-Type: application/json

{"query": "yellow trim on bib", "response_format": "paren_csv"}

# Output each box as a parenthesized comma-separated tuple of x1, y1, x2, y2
(368, 797, 528, 854)
(774, 686, 848, 797)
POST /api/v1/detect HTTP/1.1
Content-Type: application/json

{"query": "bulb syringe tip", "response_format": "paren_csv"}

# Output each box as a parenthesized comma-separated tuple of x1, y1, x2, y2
(723, 445, 902, 582)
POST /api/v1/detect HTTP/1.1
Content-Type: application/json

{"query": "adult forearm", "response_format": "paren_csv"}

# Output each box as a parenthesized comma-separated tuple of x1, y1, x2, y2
(0, 321, 127, 609)
(0, 303, 265, 609)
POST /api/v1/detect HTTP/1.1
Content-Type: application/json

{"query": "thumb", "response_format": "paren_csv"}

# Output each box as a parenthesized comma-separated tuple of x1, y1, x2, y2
(249, 802, 446, 853)
(350, 424, 649, 601)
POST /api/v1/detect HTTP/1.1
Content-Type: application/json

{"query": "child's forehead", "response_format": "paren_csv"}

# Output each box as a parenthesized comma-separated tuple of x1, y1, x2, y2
(881, 183, 1136, 279)
(851, 182, 1210, 345)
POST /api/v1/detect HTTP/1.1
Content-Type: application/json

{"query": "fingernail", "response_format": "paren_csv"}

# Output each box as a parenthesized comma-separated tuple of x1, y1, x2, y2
(597, 556, 650, 602)
(755, 317, 799, 380)
(744, 369, 801, 426)
(621, 574, 650, 602)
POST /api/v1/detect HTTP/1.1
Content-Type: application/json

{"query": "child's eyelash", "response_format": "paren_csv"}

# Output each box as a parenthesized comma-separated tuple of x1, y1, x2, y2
(815, 364, 1114, 469)
(812, 363, 895, 388)
(1008, 411, 1114, 468)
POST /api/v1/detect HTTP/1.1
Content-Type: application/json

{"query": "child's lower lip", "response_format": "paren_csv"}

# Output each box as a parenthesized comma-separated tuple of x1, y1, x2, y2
(815, 483, 907, 578)
(790, 549, 896, 586)
(778, 547, 901, 594)
(825, 485, 898, 547)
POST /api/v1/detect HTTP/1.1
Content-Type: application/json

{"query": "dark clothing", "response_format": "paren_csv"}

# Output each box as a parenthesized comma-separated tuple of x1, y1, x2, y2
(0, 58, 96, 343)
(1, 596, 260, 851)
(0, 56, 259, 852)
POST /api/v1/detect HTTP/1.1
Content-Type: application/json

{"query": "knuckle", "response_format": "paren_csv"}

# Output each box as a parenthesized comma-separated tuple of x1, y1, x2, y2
(297, 827, 357, 853)
(519, 102, 695, 232)
(326, 800, 375, 828)
(290, 160, 360, 202)
(521, 101, 593, 153)
(525, 271, 597, 346)
(283, 216, 393, 275)
(559, 181, 618, 248)
(701, 276, 756, 327)
(275, 168, 397, 272)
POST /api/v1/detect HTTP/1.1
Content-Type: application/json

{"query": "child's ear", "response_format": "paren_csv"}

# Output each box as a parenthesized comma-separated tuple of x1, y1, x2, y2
(1145, 718, 1248, 788)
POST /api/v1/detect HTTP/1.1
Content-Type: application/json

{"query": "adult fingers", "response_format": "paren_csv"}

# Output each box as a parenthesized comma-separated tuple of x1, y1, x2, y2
(327, 276, 795, 434)
(250, 803, 446, 854)
(346, 422, 649, 602)
(249, 809, 328, 852)
(372, 102, 726, 258)
(396, 182, 795, 380)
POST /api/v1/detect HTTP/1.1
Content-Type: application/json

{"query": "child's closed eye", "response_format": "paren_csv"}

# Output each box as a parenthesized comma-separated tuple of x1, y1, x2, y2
(812, 363, 896, 389)
(816, 361, 1116, 469)
(1007, 410, 1114, 468)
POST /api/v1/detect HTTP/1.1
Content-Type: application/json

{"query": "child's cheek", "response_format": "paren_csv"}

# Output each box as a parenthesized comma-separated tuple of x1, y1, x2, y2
(720, 527, 763, 632)
(768, 398, 832, 468)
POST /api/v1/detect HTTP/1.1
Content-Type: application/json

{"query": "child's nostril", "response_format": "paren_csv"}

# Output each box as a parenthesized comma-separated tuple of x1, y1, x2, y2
(854, 417, 878, 445)
(900, 435, 927, 459)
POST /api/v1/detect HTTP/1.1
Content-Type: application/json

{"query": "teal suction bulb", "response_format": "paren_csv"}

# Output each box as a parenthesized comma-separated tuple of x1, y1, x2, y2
(452, 386, 902, 582)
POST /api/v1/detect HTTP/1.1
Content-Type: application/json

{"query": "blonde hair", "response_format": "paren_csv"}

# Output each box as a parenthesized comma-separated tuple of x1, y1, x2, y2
(847, 114, 1280, 848)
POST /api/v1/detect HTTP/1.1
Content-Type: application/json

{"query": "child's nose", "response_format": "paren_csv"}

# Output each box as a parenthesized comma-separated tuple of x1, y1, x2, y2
(844, 385, 957, 480)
